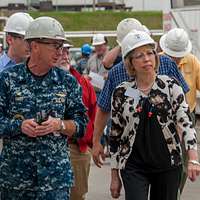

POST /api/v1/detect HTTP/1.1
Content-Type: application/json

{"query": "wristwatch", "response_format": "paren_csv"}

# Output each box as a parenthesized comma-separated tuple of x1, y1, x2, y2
(60, 120, 66, 131)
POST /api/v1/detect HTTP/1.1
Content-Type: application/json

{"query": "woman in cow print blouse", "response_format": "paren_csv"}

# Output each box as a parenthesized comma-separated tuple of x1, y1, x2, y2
(109, 30, 200, 200)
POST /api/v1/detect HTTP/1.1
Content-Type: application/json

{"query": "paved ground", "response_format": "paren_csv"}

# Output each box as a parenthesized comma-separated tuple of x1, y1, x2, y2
(87, 117, 200, 200)
(87, 161, 200, 200)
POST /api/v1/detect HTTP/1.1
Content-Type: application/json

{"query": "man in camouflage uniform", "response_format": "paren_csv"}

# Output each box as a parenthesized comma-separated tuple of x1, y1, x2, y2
(0, 16, 87, 200)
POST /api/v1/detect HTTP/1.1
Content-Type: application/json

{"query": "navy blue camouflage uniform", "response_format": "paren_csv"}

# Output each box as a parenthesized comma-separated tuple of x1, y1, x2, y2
(0, 63, 88, 199)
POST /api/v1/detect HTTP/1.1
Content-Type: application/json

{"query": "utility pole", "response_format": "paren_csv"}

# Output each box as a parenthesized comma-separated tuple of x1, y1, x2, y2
(92, 0, 96, 12)
(112, 0, 116, 10)
(84, 0, 86, 10)
(56, 0, 58, 11)
(26, 0, 30, 10)
(142, 0, 145, 10)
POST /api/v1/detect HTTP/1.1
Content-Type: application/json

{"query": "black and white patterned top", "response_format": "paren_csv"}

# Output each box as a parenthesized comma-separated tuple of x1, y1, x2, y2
(110, 75, 197, 169)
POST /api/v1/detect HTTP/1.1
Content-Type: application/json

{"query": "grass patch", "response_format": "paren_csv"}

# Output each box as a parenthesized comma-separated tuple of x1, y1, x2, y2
(29, 11, 162, 47)
(30, 11, 162, 30)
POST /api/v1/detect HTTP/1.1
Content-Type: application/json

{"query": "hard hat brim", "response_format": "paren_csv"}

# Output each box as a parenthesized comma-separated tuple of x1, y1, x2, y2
(123, 40, 156, 59)
(159, 34, 192, 58)
(24, 35, 67, 41)
(92, 41, 106, 46)
(4, 30, 26, 36)
(63, 43, 73, 48)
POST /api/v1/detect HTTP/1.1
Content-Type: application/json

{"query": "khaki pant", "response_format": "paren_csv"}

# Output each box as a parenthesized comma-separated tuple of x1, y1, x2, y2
(69, 144, 91, 200)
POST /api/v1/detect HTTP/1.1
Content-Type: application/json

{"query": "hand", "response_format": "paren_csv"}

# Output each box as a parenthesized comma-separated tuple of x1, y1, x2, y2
(103, 73, 108, 80)
(21, 119, 38, 137)
(110, 173, 122, 198)
(83, 74, 92, 80)
(92, 141, 106, 168)
(187, 162, 200, 182)
(35, 116, 61, 136)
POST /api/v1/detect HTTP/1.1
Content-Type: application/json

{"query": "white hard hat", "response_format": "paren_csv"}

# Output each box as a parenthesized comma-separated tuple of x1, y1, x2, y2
(116, 18, 144, 46)
(63, 43, 73, 48)
(4, 12, 33, 36)
(92, 33, 106, 46)
(121, 30, 156, 59)
(24, 16, 66, 41)
(159, 28, 192, 58)
(142, 25, 151, 35)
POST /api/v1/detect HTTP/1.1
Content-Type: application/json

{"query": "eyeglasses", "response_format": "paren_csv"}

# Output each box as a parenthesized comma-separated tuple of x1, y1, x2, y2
(35, 40, 64, 51)
(132, 50, 155, 60)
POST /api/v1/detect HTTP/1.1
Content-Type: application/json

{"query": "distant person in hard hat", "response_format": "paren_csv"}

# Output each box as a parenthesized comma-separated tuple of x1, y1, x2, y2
(57, 43, 97, 200)
(160, 28, 200, 125)
(0, 17, 87, 200)
(102, 18, 145, 69)
(83, 33, 109, 96)
(58, 43, 73, 69)
(0, 12, 33, 156)
(0, 12, 33, 72)
(76, 43, 92, 74)
(160, 27, 200, 194)
(92, 18, 189, 168)
(109, 30, 199, 200)
(102, 21, 152, 69)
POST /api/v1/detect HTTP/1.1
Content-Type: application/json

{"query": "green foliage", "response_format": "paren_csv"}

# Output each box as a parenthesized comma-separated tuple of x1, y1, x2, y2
(29, 10, 162, 29)
(29, 11, 162, 47)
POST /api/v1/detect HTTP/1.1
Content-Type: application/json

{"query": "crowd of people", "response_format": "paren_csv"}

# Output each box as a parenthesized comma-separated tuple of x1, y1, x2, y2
(0, 12, 200, 200)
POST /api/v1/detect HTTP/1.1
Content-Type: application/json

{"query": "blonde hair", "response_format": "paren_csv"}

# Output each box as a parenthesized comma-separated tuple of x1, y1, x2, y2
(124, 46, 159, 77)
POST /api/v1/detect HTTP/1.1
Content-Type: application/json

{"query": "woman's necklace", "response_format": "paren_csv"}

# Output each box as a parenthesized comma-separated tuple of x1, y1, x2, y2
(136, 79, 155, 92)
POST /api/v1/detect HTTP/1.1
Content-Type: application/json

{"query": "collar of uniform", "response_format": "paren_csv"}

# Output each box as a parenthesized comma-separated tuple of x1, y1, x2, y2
(14, 63, 33, 84)
(50, 67, 62, 84)
(16, 63, 61, 85)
